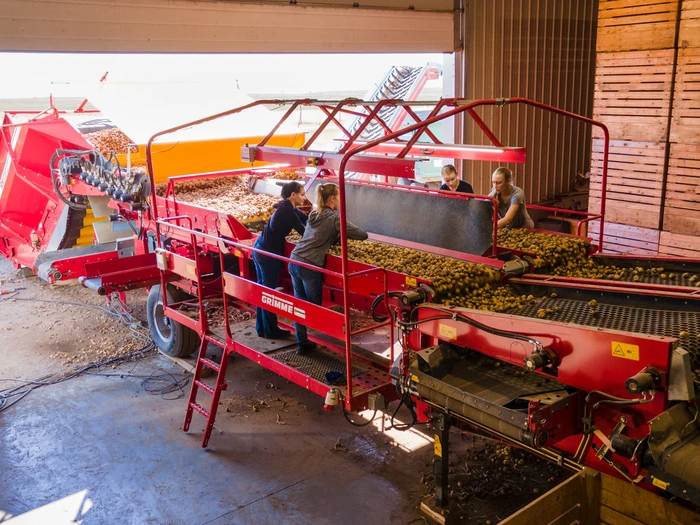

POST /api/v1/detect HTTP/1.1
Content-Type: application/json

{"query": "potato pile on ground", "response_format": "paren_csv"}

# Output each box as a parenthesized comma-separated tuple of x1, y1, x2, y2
(85, 129, 138, 156)
(164, 176, 279, 224)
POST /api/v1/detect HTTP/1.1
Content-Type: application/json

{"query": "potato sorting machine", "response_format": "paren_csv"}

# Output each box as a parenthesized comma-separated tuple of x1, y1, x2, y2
(3, 97, 700, 517)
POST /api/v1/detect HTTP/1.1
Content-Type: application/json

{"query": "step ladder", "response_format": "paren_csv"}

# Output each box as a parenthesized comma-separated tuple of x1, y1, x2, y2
(183, 335, 229, 448)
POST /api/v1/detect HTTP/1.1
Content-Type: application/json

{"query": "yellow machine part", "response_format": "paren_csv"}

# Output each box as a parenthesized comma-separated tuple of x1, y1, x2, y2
(75, 208, 108, 247)
(116, 133, 305, 183)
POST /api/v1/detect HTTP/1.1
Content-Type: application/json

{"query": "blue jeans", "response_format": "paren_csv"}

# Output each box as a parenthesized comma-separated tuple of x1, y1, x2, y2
(288, 262, 323, 345)
(252, 242, 283, 337)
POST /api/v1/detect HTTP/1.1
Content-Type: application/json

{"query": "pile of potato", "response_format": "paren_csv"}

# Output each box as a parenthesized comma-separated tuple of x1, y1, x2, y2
(498, 229, 629, 280)
(327, 239, 531, 312)
(266, 169, 303, 180)
(498, 229, 700, 285)
(164, 175, 279, 224)
(85, 129, 137, 156)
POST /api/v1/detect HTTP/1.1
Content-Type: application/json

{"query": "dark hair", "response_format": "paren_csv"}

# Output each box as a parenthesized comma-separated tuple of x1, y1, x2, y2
(281, 181, 304, 200)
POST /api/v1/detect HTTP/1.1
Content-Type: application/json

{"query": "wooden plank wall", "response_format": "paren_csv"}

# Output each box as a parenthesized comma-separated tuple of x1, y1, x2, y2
(590, 0, 700, 257)
(661, 3, 700, 255)
(596, 0, 679, 52)
(589, 221, 661, 255)
(589, 139, 667, 228)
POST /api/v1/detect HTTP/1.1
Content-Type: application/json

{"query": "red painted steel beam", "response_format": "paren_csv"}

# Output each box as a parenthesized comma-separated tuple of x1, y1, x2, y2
(252, 146, 426, 178)
(222, 272, 347, 341)
(353, 141, 526, 163)
(416, 306, 670, 415)
(511, 275, 700, 299)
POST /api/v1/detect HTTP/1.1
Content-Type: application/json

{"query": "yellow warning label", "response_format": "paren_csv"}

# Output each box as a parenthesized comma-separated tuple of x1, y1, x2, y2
(406, 276, 417, 287)
(434, 435, 442, 457)
(652, 477, 669, 490)
(612, 341, 639, 361)
(439, 324, 457, 340)
(186, 264, 197, 278)
(411, 374, 420, 384)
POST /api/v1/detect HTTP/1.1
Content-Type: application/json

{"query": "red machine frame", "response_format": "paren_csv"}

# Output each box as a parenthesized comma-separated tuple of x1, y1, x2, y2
(12, 95, 700, 511)
(134, 96, 615, 445)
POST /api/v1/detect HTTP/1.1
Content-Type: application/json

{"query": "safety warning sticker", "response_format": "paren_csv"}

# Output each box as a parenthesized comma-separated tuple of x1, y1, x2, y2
(438, 324, 457, 340)
(612, 341, 639, 361)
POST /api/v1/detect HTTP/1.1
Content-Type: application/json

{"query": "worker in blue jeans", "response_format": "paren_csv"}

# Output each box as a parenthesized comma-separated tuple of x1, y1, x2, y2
(289, 183, 368, 354)
(253, 181, 308, 339)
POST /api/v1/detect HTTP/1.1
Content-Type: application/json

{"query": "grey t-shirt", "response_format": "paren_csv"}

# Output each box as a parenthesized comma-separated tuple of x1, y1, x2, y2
(489, 185, 534, 228)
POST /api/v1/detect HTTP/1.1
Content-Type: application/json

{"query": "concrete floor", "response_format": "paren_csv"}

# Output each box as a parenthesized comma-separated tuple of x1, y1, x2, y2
(0, 262, 432, 524)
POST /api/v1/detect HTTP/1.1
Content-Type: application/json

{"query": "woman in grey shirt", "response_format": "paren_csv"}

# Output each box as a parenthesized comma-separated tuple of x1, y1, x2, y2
(488, 167, 534, 229)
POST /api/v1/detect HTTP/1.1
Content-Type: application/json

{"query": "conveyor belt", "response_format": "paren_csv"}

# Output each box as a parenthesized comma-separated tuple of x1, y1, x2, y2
(344, 65, 426, 144)
(306, 179, 495, 256)
(512, 297, 700, 367)
(617, 273, 699, 287)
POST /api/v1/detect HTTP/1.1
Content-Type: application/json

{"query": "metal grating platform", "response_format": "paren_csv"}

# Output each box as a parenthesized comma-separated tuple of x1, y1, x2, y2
(272, 347, 364, 384)
(513, 298, 700, 367)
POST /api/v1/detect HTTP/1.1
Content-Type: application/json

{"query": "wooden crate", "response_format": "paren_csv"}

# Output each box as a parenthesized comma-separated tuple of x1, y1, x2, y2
(588, 139, 666, 228)
(663, 142, 700, 234)
(592, 50, 674, 143)
(599, 473, 700, 525)
(499, 471, 590, 525)
(589, 220, 660, 255)
(597, 0, 680, 53)
(659, 230, 700, 257)
(680, 0, 700, 48)
(670, 47, 700, 143)
(492, 468, 700, 525)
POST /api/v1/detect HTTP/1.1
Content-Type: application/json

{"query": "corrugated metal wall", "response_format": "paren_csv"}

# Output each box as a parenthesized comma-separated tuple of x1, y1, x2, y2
(459, 0, 598, 203)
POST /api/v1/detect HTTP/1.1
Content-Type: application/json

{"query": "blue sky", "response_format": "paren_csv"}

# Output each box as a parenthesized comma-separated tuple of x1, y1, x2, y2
(0, 53, 444, 98)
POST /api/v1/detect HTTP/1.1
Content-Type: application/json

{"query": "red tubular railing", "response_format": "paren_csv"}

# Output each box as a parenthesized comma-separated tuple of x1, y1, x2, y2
(524, 204, 602, 238)
(145, 96, 611, 408)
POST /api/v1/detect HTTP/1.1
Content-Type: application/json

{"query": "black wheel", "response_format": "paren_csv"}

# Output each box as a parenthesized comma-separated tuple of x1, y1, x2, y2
(147, 285, 200, 358)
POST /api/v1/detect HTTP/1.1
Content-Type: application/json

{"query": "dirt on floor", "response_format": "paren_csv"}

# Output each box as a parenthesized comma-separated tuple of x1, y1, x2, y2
(0, 257, 576, 524)
(0, 259, 151, 380)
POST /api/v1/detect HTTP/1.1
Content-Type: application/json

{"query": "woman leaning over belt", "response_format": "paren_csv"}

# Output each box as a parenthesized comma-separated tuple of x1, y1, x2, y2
(253, 181, 308, 339)
(288, 183, 368, 355)
(489, 167, 534, 229)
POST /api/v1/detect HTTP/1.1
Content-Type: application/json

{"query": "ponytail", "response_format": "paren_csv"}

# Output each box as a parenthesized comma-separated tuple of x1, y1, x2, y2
(311, 183, 339, 219)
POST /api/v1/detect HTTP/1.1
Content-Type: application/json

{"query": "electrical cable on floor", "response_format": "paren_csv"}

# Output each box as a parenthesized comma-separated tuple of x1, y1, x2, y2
(0, 290, 189, 411)
(0, 343, 156, 412)
(85, 370, 190, 401)
(337, 390, 378, 427)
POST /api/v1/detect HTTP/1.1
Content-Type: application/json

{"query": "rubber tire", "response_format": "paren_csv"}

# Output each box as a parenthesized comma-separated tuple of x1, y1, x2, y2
(147, 285, 200, 358)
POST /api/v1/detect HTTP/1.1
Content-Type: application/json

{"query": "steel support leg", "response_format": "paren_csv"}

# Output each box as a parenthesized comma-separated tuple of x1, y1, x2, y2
(434, 413, 450, 507)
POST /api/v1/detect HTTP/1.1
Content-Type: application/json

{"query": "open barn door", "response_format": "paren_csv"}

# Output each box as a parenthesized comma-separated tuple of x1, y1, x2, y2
(0, 0, 457, 53)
